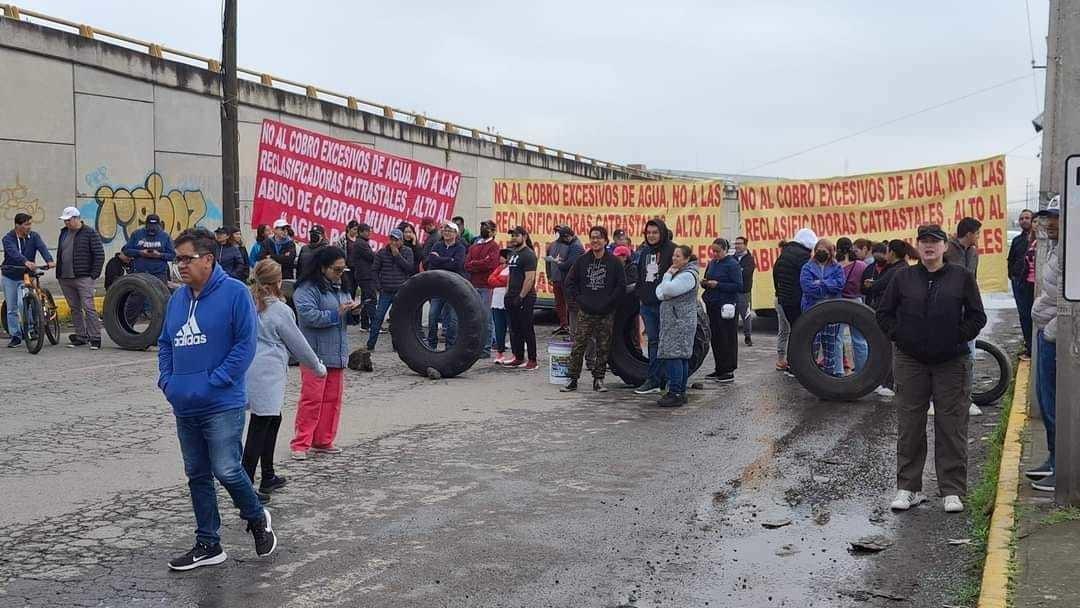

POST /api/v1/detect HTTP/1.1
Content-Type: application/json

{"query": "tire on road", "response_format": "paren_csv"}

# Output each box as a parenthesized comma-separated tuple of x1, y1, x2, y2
(788, 299, 891, 401)
(608, 298, 711, 387)
(103, 273, 171, 351)
(389, 270, 485, 378)
(973, 339, 1012, 405)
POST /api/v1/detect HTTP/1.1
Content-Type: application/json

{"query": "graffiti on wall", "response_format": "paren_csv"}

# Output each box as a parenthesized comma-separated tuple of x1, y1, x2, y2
(91, 172, 218, 243)
(0, 176, 46, 223)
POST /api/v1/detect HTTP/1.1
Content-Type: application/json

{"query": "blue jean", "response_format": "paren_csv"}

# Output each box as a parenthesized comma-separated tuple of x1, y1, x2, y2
(664, 358, 689, 395)
(492, 308, 508, 352)
(476, 288, 494, 357)
(640, 302, 664, 385)
(833, 326, 868, 375)
(2, 275, 24, 339)
(814, 323, 842, 377)
(1037, 330, 1057, 469)
(427, 297, 458, 349)
(367, 292, 395, 350)
(175, 407, 264, 546)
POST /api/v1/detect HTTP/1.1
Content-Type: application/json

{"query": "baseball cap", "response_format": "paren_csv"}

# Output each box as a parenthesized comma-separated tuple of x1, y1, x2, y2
(58, 206, 81, 220)
(557, 225, 574, 238)
(916, 224, 948, 242)
(358, 223, 372, 232)
(442, 220, 459, 233)
(146, 214, 161, 225)
(309, 224, 325, 237)
(1035, 195, 1060, 218)
(613, 245, 632, 258)
(389, 228, 404, 240)
(272, 218, 290, 229)
(509, 225, 529, 236)
(420, 216, 436, 229)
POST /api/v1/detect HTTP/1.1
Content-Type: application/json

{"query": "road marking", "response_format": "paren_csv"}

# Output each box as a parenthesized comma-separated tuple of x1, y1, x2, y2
(978, 359, 1029, 608)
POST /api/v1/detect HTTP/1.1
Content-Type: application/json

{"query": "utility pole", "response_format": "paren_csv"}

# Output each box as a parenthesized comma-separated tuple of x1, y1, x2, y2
(1039, 0, 1080, 505)
(220, 0, 240, 228)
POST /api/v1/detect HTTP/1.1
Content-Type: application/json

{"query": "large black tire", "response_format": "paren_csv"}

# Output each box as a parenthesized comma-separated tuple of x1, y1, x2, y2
(389, 270, 485, 378)
(103, 273, 171, 351)
(788, 300, 891, 401)
(607, 298, 711, 387)
(973, 340, 1012, 405)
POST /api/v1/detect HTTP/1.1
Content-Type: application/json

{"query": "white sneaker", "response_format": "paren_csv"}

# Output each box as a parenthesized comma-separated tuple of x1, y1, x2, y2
(943, 495, 964, 513)
(290, 450, 308, 460)
(874, 386, 896, 398)
(927, 401, 935, 416)
(969, 403, 983, 416)
(890, 489, 925, 511)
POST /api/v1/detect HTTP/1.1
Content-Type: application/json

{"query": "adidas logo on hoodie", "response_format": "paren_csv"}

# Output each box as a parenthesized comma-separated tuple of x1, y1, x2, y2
(174, 301, 207, 347)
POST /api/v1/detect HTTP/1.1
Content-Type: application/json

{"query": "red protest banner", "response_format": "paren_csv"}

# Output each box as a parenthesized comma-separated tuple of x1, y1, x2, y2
(251, 119, 460, 247)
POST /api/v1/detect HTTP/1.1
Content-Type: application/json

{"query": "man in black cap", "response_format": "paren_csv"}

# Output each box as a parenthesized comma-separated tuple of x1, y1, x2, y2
(545, 225, 583, 336)
(296, 224, 328, 280)
(503, 226, 539, 370)
(349, 223, 377, 330)
(877, 224, 986, 515)
(122, 214, 174, 283)
(214, 226, 248, 281)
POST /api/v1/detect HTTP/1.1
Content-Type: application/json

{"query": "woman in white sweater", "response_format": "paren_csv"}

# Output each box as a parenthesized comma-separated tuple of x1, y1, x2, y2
(243, 259, 326, 500)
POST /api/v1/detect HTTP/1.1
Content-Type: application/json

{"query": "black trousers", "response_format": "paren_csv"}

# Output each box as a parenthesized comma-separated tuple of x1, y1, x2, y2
(508, 294, 538, 361)
(781, 302, 802, 330)
(706, 301, 739, 375)
(356, 279, 378, 329)
(242, 413, 282, 484)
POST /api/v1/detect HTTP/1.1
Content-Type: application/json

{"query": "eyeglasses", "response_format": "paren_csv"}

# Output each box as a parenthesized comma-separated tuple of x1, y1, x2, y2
(328, 266, 346, 274)
(176, 254, 204, 265)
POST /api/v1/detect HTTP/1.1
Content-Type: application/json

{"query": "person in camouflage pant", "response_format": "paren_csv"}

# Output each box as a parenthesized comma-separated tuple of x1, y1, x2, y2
(561, 226, 626, 393)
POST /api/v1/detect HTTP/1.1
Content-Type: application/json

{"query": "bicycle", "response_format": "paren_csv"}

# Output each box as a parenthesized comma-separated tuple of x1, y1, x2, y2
(1, 265, 60, 354)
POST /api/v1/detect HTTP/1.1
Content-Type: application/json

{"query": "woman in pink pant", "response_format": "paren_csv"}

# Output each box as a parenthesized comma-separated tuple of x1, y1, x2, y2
(289, 246, 359, 460)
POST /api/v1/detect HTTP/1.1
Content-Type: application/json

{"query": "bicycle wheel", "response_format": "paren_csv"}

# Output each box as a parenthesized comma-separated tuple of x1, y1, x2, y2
(41, 289, 60, 345)
(21, 292, 44, 354)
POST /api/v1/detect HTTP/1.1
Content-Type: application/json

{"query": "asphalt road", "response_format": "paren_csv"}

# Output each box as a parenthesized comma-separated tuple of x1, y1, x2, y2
(0, 302, 1021, 608)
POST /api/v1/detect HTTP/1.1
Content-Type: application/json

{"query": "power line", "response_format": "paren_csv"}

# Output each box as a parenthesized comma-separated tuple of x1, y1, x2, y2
(746, 74, 1031, 173)
(1005, 132, 1043, 156)
(1024, 0, 1042, 112)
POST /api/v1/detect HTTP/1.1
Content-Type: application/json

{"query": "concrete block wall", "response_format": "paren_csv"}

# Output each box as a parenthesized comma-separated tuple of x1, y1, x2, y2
(0, 16, 654, 259)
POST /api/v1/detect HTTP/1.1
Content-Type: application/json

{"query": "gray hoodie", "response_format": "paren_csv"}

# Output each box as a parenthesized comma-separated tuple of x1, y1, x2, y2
(1031, 243, 1060, 342)
(245, 298, 326, 415)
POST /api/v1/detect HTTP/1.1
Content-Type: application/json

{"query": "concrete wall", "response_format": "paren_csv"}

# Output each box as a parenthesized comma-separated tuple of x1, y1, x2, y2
(0, 16, 651, 255)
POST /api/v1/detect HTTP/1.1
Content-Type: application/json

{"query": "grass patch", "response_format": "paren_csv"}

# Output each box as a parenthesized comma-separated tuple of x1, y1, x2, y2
(1040, 506, 1080, 526)
(950, 376, 1016, 607)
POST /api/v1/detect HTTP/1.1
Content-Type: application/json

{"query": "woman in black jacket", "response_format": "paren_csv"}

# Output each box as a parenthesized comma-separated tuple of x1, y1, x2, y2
(701, 238, 743, 383)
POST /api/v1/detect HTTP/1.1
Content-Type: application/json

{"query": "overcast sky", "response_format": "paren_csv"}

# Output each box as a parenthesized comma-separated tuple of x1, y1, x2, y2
(25, 0, 1049, 212)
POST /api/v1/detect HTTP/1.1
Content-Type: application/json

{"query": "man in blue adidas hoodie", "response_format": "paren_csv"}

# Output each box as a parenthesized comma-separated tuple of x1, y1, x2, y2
(157, 227, 276, 571)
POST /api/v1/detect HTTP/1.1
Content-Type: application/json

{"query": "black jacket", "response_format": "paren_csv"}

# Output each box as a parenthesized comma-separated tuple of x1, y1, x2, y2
(57, 224, 105, 280)
(772, 241, 810, 308)
(297, 241, 328, 281)
(734, 251, 756, 294)
(565, 251, 626, 316)
(863, 260, 906, 310)
(259, 237, 297, 279)
(635, 219, 676, 306)
(350, 235, 375, 283)
(1007, 231, 1032, 280)
(876, 263, 987, 365)
(372, 245, 415, 293)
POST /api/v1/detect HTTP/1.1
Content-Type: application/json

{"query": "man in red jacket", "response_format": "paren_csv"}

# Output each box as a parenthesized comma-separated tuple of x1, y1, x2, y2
(464, 220, 500, 358)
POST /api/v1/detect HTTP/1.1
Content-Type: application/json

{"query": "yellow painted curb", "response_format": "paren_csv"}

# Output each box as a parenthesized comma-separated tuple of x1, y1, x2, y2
(53, 295, 105, 322)
(978, 359, 1030, 608)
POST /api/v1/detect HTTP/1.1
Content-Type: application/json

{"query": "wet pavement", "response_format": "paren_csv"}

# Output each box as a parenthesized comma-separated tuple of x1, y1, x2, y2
(0, 301, 1021, 607)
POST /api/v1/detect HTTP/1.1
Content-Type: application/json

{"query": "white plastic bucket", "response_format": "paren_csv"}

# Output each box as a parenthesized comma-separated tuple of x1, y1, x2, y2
(549, 341, 572, 384)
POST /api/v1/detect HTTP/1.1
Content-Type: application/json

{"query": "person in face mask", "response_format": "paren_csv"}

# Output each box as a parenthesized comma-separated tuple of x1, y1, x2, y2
(296, 224, 328, 281)
(799, 238, 845, 377)
(464, 220, 501, 359)
(122, 214, 175, 282)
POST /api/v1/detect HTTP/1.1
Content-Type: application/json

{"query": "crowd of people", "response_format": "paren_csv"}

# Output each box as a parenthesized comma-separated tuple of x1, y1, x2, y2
(0, 202, 1062, 564)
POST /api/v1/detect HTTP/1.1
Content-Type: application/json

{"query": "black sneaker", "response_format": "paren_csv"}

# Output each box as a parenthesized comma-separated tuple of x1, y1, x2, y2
(634, 380, 662, 395)
(744, 336, 753, 347)
(593, 378, 608, 393)
(704, 371, 720, 379)
(1032, 474, 1056, 492)
(247, 508, 278, 557)
(1025, 459, 1053, 480)
(168, 541, 227, 571)
(657, 393, 686, 408)
(67, 334, 87, 347)
(259, 475, 288, 493)
(6, 336, 21, 348)
(256, 489, 272, 503)
(560, 379, 579, 392)
(715, 373, 735, 384)
(89, 338, 101, 350)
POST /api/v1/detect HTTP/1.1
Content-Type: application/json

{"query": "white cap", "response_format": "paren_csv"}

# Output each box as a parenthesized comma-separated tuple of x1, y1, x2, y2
(272, 218, 290, 229)
(442, 220, 459, 233)
(58, 206, 81, 220)
(793, 228, 818, 250)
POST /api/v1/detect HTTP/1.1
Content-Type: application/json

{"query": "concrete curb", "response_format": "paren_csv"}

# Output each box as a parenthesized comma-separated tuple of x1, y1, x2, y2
(978, 359, 1030, 608)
